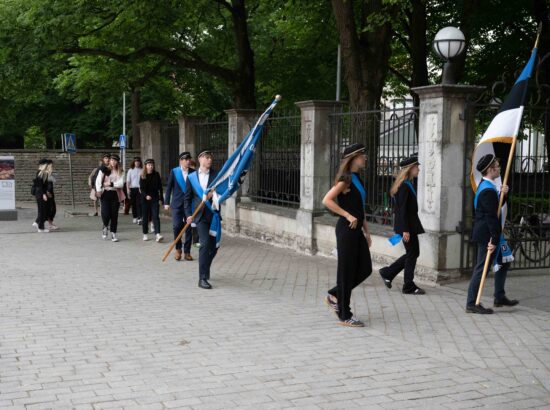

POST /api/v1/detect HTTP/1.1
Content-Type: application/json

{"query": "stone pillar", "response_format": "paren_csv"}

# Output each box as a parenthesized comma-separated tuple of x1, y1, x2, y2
(295, 100, 345, 253)
(411, 85, 483, 282)
(223, 109, 261, 233)
(138, 121, 163, 163)
(178, 116, 200, 156)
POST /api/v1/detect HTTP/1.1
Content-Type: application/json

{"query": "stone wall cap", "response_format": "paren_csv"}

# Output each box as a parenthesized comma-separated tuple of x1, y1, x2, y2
(411, 84, 485, 98)
(295, 100, 348, 109)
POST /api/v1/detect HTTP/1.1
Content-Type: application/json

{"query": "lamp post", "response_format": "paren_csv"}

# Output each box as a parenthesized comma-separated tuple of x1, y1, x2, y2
(433, 27, 466, 85)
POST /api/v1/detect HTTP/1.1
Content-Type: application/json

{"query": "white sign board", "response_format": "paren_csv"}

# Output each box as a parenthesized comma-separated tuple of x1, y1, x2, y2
(0, 156, 16, 211)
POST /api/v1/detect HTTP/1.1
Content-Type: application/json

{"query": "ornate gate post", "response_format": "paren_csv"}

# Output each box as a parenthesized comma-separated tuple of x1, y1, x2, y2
(411, 85, 483, 282)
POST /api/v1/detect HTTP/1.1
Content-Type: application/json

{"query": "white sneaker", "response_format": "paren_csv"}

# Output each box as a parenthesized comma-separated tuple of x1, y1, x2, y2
(32, 222, 38, 229)
(143, 234, 149, 241)
(133, 218, 138, 224)
(137, 218, 142, 225)
(38, 228, 50, 233)
(111, 233, 119, 242)
(155, 233, 163, 242)
(48, 224, 59, 231)
(102, 227, 108, 239)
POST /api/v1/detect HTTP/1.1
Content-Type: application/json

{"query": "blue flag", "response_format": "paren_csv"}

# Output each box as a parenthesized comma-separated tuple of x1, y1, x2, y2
(208, 95, 282, 209)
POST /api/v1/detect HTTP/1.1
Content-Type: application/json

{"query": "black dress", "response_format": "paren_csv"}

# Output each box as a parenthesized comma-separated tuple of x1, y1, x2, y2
(327, 174, 372, 321)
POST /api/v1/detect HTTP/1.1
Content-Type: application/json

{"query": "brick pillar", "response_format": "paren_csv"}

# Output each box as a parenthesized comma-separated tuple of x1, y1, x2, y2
(295, 101, 345, 253)
(411, 85, 483, 281)
(223, 109, 261, 233)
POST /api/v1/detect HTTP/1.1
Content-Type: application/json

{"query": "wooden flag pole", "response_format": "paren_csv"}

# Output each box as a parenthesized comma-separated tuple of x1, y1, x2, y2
(161, 200, 206, 262)
(474, 135, 518, 306)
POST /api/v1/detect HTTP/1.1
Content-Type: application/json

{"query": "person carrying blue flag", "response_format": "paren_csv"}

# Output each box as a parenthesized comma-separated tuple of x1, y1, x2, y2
(184, 149, 221, 289)
(322, 143, 372, 327)
(165, 152, 195, 261)
(379, 153, 426, 295)
(466, 154, 518, 314)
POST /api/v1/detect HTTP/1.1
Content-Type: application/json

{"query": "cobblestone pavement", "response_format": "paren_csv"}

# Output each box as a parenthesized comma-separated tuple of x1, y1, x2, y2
(1, 205, 550, 409)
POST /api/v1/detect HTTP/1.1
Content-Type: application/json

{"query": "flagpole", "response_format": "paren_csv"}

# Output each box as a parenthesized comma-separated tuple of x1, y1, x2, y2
(162, 200, 207, 262)
(475, 26, 541, 306)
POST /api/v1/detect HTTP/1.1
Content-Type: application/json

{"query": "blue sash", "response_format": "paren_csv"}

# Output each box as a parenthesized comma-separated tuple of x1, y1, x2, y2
(404, 180, 417, 197)
(351, 174, 366, 211)
(173, 167, 187, 193)
(188, 172, 221, 248)
(474, 179, 514, 271)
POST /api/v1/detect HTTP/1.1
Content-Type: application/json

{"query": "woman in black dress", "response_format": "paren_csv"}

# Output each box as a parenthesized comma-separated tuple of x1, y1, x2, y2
(379, 154, 425, 295)
(32, 159, 51, 233)
(322, 143, 372, 327)
(140, 159, 164, 242)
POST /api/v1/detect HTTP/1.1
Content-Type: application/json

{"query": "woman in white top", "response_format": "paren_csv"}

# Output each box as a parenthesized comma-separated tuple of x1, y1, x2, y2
(96, 154, 125, 242)
(126, 157, 143, 224)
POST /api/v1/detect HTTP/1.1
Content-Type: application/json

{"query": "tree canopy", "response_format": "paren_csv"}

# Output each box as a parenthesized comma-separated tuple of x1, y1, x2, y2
(0, 0, 547, 148)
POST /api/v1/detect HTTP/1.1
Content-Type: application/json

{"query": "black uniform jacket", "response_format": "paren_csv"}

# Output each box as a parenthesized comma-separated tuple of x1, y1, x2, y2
(471, 187, 502, 245)
(184, 169, 221, 224)
(392, 181, 425, 235)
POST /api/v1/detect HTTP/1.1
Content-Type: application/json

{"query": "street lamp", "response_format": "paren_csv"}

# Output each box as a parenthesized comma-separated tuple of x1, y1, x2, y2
(433, 27, 466, 85)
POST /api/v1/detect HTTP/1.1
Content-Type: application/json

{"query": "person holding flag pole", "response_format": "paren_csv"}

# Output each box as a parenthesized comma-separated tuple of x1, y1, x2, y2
(161, 95, 283, 287)
(466, 28, 540, 313)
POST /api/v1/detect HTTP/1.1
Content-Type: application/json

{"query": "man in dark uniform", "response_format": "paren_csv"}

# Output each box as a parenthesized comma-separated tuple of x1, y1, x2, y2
(184, 150, 220, 289)
(164, 152, 195, 261)
(466, 154, 518, 314)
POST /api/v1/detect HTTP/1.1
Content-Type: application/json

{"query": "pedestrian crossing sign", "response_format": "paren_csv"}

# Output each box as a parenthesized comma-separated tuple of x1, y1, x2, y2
(119, 134, 126, 149)
(64, 133, 76, 154)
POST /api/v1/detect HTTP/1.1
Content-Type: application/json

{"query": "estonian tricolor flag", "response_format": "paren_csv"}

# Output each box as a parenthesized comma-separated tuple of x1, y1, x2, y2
(470, 45, 538, 191)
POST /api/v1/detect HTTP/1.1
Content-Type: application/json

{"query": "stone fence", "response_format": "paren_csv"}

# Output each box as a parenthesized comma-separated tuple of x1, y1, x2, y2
(138, 86, 483, 284)
(0, 149, 139, 205)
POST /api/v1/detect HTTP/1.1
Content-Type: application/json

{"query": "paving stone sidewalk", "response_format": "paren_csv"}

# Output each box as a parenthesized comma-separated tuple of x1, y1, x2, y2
(1, 204, 550, 409)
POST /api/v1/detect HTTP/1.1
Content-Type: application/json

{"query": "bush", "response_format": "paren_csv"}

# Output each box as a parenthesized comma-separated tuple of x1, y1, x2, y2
(24, 126, 47, 149)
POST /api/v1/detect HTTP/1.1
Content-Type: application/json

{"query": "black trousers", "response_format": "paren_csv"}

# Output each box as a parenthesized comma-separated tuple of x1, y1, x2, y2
(197, 219, 218, 280)
(142, 197, 160, 234)
(100, 191, 120, 233)
(129, 188, 142, 219)
(328, 218, 372, 321)
(382, 234, 419, 290)
(48, 196, 56, 221)
(172, 206, 192, 253)
(35, 197, 48, 229)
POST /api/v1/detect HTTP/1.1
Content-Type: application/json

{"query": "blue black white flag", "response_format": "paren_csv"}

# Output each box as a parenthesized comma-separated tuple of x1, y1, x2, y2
(470, 45, 538, 191)
(208, 95, 282, 209)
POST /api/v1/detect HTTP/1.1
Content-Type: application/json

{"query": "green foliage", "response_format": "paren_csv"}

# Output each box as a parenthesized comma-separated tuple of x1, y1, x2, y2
(24, 126, 46, 149)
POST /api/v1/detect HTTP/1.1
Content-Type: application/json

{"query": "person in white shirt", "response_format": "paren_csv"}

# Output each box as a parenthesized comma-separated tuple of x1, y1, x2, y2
(96, 154, 125, 242)
(126, 157, 143, 224)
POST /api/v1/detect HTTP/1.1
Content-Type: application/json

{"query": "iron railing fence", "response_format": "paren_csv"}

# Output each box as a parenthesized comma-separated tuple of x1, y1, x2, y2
(194, 117, 229, 171)
(246, 109, 301, 208)
(329, 104, 419, 226)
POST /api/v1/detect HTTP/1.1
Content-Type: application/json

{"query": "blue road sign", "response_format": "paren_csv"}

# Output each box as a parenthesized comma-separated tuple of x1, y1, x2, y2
(119, 134, 126, 149)
(64, 133, 76, 154)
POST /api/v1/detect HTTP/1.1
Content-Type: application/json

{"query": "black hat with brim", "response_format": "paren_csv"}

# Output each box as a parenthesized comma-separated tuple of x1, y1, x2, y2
(102, 153, 111, 159)
(110, 154, 120, 162)
(38, 158, 49, 165)
(144, 158, 155, 165)
(476, 154, 496, 173)
(179, 152, 192, 160)
(342, 143, 366, 159)
(399, 153, 420, 168)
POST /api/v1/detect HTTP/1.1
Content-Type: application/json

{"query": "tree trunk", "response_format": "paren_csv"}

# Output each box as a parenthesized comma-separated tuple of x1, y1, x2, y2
(409, 0, 429, 107)
(131, 89, 140, 150)
(230, 0, 256, 108)
(331, 0, 393, 110)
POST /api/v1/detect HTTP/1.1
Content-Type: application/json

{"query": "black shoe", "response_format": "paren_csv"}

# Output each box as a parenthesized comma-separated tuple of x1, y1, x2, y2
(494, 296, 519, 307)
(198, 279, 212, 289)
(466, 304, 494, 314)
(402, 285, 425, 295)
(379, 268, 392, 289)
